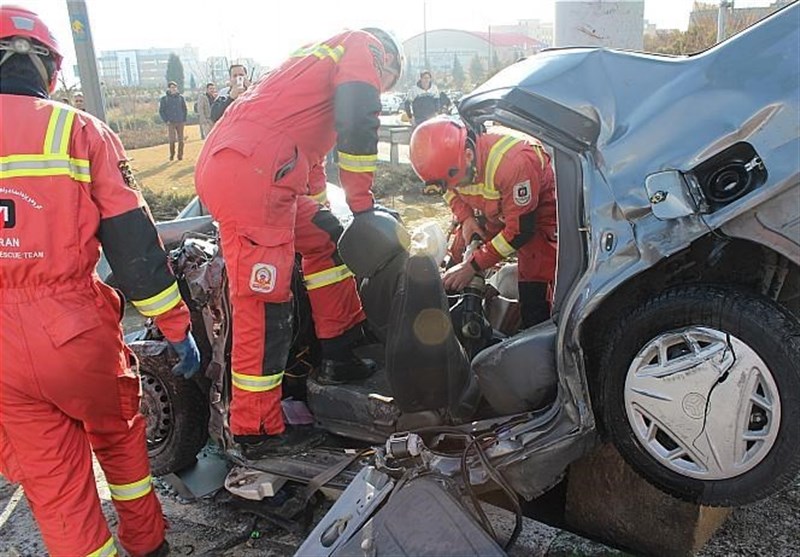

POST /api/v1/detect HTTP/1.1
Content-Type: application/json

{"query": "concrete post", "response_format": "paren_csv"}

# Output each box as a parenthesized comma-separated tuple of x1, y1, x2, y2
(65, 0, 106, 121)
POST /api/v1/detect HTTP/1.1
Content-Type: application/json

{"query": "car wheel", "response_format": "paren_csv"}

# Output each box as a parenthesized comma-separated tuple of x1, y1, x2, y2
(600, 285, 800, 506)
(132, 341, 210, 476)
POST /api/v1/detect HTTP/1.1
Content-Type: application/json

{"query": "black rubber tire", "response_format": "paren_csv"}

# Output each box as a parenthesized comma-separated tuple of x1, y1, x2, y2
(132, 342, 210, 476)
(600, 285, 800, 506)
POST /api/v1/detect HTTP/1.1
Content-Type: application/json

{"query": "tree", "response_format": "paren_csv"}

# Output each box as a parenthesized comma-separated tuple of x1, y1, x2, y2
(189, 74, 197, 90)
(491, 51, 501, 73)
(469, 54, 484, 87)
(403, 58, 415, 89)
(166, 53, 185, 91)
(644, 4, 766, 55)
(451, 54, 465, 89)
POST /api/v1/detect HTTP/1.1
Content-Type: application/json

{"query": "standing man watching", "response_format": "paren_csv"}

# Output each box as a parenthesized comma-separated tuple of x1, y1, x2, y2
(195, 28, 404, 458)
(409, 116, 558, 328)
(0, 6, 200, 556)
(197, 82, 217, 139)
(404, 70, 440, 126)
(159, 80, 187, 160)
(209, 64, 250, 124)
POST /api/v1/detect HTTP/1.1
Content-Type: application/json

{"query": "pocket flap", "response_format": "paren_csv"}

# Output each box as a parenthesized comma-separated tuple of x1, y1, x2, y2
(43, 303, 102, 348)
(210, 135, 256, 158)
(237, 225, 294, 248)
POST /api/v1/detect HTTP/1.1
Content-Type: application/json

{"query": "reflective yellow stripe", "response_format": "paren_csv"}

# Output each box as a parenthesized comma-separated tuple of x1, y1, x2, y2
(490, 233, 516, 258)
(131, 282, 182, 317)
(442, 190, 456, 204)
(2, 106, 90, 182)
(108, 475, 153, 502)
(310, 190, 328, 204)
(337, 152, 378, 173)
(292, 43, 345, 63)
(304, 264, 353, 291)
(532, 143, 547, 170)
(484, 136, 521, 193)
(86, 536, 117, 557)
(44, 105, 73, 155)
(43, 106, 62, 154)
(56, 110, 76, 156)
(232, 370, 284, 393)
(0, 155, 91, 182)
(454, 182, 501, 200)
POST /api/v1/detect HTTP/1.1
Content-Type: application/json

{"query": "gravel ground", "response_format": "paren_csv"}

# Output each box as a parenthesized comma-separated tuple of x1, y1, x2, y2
(1, 469, 798, 556)
(698, 475, 800, 557)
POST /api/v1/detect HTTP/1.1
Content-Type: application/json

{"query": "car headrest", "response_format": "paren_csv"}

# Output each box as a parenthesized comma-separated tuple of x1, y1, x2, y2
(338, 211, 411, 278)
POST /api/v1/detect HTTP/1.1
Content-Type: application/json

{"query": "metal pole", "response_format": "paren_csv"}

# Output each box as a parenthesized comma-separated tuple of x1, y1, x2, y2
(423, 0, 428, 69)
(488, 25, 492, 70)
(717, 0, 732, 43)
(65, 0, 106, 121)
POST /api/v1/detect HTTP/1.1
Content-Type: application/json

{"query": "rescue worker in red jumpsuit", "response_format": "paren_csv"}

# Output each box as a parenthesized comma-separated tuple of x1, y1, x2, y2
(0, 7, 200, 556)
(194, 28, 404, 458)
(409, 116, 558, 328)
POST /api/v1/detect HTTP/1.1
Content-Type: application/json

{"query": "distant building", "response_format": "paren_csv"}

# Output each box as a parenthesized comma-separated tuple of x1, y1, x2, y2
(403, 29, 545, 76)
(97, 45, 204, 88)
(205, 56, 230, 85)
(492, 19, 554, 48)
(554, 0, 645, 49)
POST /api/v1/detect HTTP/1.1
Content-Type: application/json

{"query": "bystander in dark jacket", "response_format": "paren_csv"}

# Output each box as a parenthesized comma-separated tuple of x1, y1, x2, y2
(159, 81, 188, 161)
(210, 64, 250, 123)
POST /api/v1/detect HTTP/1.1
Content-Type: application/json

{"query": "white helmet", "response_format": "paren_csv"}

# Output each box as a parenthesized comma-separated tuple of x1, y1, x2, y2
(362, 27, 404, 90)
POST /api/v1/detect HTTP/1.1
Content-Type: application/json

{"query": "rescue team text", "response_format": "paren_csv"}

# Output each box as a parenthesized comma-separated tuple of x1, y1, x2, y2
(0, 251, 45, 259)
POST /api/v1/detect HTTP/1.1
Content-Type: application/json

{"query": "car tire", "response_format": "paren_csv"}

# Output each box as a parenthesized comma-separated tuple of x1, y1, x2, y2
(600, 285, 800, 506)
(132, 341, 210, 477)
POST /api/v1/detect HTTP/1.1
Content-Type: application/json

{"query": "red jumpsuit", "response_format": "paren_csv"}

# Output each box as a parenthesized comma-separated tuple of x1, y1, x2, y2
(0, 96, 191, 556)
(444, 133, 557, 324)
(195, 30, 386, 437)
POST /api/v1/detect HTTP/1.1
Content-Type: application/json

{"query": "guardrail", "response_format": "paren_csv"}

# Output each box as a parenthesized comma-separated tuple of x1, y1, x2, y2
(378, 125, 411, 166)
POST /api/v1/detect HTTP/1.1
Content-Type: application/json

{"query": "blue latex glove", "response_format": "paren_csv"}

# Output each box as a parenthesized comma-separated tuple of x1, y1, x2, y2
(170, 333, 201, 379)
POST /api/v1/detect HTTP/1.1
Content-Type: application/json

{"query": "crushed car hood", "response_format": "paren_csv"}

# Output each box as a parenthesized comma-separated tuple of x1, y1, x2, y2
(460, 2, 799, 219)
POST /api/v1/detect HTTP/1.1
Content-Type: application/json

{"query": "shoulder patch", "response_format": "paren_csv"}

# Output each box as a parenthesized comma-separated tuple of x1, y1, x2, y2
(513, 180, 532, 206)
(118, 160, 140, 191)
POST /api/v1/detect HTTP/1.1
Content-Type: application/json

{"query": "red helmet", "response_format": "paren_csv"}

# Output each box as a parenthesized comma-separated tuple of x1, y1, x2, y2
(0, 6, 62, 91)
(409, 116, 470, 188)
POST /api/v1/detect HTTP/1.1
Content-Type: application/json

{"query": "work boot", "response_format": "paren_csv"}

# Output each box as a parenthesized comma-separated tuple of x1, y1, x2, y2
(145, 540, 169, 557)
(315, 355, 377, 385)
(234, 426, 325, 460)
(316, 323, 377, 385)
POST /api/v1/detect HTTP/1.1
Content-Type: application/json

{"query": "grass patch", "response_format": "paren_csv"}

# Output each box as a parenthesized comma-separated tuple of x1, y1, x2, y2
(141, 187, 196, 221)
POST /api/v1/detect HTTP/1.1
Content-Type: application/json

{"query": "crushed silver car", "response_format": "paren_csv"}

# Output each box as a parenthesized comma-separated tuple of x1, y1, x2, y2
(131, 5, 798, 554)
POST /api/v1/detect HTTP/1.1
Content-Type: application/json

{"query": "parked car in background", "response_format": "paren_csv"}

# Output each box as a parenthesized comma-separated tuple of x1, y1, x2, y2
(380, 93, 402, 114)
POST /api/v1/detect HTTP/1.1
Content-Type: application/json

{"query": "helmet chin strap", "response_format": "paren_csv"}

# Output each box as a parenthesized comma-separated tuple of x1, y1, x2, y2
(28, 52, 51, 91)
